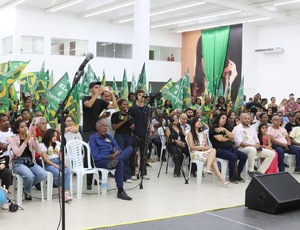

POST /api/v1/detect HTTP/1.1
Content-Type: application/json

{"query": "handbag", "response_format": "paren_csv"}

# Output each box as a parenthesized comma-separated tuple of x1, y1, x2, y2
(191, 149, 211, 162)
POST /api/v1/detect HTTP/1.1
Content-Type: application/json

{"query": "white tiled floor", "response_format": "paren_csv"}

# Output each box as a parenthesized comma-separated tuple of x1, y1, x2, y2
(2, 161, 299, 230)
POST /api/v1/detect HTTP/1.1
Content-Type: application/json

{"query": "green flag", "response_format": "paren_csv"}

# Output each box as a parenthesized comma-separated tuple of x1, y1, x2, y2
(66, 84, 81, 126)
(163, 78, 184, 110)
(79, 64, 98, 98)
(136, 63, 147, 93)
(20, 72, 38, 96)
(130, 73, 136, 93)
(8, 84, 18, 102)
(112, 76, 118, 96)
(182, 73, 192, 110)
(33, 61, 45, 94)
(233, 77, 244, 112)
(34, 69, 50, 106)
(48, 70, 54, 89)
(121, 69, 128, 99)
(0, 80, 9, 112)
(0, 62, 9, 74)
(45, 73, 71, 128)
(0, 60, 29, 85)
(102, 70, 106, 86)
(160, 78, 173, 96)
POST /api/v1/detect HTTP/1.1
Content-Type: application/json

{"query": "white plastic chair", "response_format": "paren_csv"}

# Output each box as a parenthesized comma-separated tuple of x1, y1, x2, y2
(285, 153, 296, 173)
(185, 135, 205, 184)
(64, 132, 82, 142)
(8, 145, 45, 206)
(66, 140, 100, 199)
(205, 130, 229, 179)
(40, 157, 54, 201)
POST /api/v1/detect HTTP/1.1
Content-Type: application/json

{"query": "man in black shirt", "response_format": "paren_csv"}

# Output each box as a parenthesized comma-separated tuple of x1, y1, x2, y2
(128, 90, 151, 180)
(285, 112, 300, 134)
(82, 82, 117, 189)
(246, 95, 264, 115)
(82, 82, 117, 142)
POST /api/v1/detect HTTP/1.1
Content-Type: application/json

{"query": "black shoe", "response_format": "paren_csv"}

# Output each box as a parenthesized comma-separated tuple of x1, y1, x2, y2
(87, 185, 92, 190)
(173, 173, 180, 177)
(108, 172, 115, 178)
(237, 176, 245, 183)
(25, 192, 32, 200)
(248, 171, 255, 179)
(107, 159, 118, 169)
(229, 176, 239, 184)
(117, 191, 132, 201)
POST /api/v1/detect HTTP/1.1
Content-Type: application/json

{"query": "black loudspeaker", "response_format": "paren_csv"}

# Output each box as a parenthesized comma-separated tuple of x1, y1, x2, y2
(245, 172, 300, 214)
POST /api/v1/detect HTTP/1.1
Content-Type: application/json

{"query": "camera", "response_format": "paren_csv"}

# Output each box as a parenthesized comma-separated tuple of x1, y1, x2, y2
(142, 92, 162, 106)
(128, 115, 134, 124)
(24, 158, 34, 168)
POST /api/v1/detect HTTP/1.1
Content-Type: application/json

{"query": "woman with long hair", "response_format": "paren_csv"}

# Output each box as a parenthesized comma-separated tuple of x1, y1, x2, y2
(166, 115, 188, 177)
(41, 129, 72, 202)
(187, 116, 229, 185)
(209, 114, 248, 183)
(9, 119, 47, 200)
(257, 122, 278, 174)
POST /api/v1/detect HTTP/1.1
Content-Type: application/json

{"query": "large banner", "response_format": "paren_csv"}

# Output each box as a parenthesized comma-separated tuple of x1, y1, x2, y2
(182, 24, 243, 103)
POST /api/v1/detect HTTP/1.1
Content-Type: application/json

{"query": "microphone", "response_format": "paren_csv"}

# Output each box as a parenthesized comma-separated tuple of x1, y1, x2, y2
(76, 52, 94, 74)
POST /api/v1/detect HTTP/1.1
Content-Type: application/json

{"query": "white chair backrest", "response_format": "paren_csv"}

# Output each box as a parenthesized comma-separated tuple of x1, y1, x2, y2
(64, 132, 83, 142)
(204, 129, 212, 147)
(66, 139, 91, 170)
(158, 127, 166, 146)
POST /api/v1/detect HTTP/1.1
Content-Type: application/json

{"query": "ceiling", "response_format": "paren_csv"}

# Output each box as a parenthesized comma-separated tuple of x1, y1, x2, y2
(1, 0, 300, 33)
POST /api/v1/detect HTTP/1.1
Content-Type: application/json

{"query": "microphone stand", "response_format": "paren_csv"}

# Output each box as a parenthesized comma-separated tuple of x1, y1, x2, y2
(55, 70, 84, 230)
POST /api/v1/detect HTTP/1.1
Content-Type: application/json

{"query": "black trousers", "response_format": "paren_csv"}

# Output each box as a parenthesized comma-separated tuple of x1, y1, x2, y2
(132, 136, 147, 177)
(0, 168, 11, 190)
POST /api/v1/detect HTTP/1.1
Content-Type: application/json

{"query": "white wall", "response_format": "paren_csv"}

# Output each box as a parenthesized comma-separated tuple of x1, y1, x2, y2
(243, 25, 300, 103)
(242, 24, 258, 99)
(0, 6, 181, 86)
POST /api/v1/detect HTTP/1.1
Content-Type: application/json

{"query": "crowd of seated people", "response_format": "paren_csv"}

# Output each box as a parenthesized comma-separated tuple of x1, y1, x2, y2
(1, 90, 300, 209)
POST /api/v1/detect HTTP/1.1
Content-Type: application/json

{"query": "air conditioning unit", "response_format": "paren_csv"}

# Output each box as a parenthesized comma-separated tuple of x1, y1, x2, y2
(255, 47, 284, 54)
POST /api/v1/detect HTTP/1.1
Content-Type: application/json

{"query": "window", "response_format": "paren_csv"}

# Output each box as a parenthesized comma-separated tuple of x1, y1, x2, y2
(96, 42, 132, 59)
(51, 38, 88, 56)
(2, 36, 13, 55)
(149, 46, 181, 62)
(21, 36, 44, 54)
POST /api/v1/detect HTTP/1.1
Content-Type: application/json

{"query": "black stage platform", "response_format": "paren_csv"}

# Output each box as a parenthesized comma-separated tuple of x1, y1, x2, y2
(94, 206, 300, 230)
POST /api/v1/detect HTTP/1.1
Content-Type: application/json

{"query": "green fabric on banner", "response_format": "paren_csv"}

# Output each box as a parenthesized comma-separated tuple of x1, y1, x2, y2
(182, 73, 192, 110)
(121, 69, 129, 99)
(202, 26, 230, 95)
(79, 65, 98, 98)
(233, 76, 244, 112)
(163, 78, 184, 110)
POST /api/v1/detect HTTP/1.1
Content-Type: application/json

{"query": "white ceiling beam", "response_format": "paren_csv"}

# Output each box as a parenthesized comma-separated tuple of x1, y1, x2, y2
(151, 9, 241, 28)
(204, 0, 300, 24)
(111, 0, 205, 23)
(170, 15, 272, 33)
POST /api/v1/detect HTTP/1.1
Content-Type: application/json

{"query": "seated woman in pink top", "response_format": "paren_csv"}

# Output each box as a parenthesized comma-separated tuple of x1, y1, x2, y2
(258, 123, 278, 174)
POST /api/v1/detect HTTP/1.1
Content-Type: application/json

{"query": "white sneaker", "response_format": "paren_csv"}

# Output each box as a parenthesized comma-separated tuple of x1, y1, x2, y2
(131, 175, 137, 181)
(125, 179, 133, 183)
(2, 203, 9, 210)
(143, 175, 150, 180)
